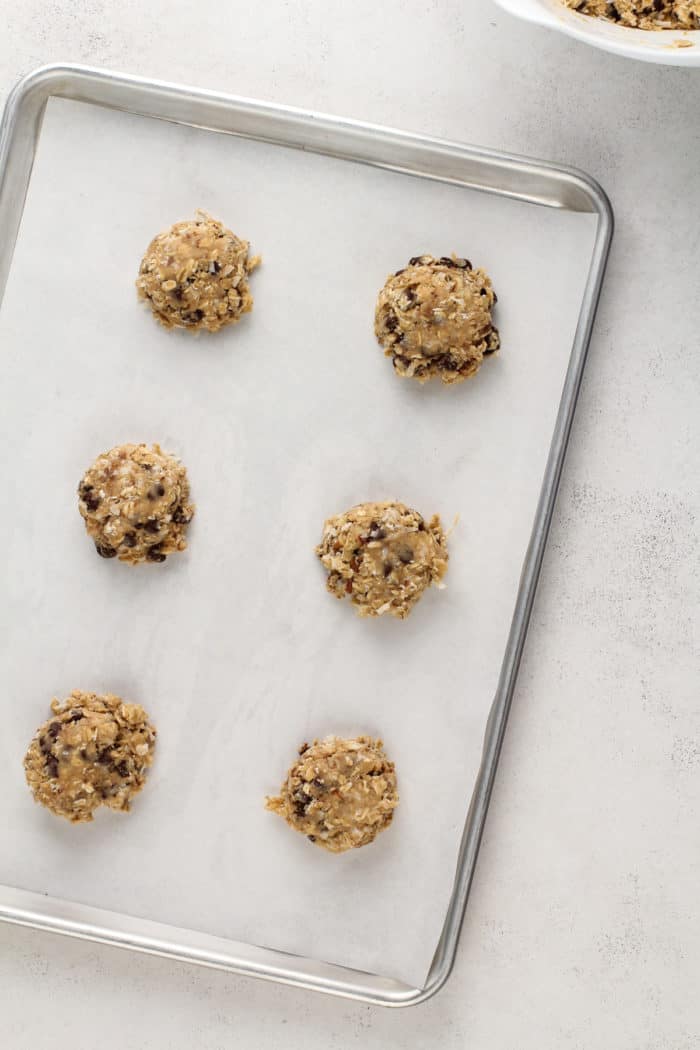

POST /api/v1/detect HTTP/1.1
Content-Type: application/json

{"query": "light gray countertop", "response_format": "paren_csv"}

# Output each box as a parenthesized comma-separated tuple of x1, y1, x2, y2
(0, 2, 697, 1047)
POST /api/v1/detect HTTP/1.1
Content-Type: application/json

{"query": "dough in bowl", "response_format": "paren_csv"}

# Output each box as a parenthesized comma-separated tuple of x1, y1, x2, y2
(561, 0, 698, 29)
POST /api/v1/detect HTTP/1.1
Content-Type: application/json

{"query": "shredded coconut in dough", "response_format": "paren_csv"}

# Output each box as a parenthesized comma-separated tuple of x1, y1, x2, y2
(266, 736, 399, 853)
(374, 254, 499, 384)
(316, 500, 448, 619)
(562, 0, 698, 28)
(24, 691, 157, 823)
(136, 212, 260, 333)
(78, 442, 194, 564)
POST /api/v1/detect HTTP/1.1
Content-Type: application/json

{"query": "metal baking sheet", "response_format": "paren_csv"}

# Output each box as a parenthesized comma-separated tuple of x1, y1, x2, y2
(0, 65, 612, 1006)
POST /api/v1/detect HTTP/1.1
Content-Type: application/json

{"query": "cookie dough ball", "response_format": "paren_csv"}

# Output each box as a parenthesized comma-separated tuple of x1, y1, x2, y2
(266, 736, 399, 853)
(316, 500, 448, 619)
(23, 691, 157, 823)
(562, 0, 698, 29)
(374, 254, 499, 384)
(78, 442, 194, 564)
(136, 212, 260, 333)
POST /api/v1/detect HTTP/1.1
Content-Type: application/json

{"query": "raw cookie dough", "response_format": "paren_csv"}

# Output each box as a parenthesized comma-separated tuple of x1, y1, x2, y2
(78, 442, 194, 564)
(136, 212, 260, 332)
(23, 691, 157, 823)
(316, 500, 448, 619)
(265, 736, 399, 853)
(374, 254, 499, 384)
(562, 0, 698, 28)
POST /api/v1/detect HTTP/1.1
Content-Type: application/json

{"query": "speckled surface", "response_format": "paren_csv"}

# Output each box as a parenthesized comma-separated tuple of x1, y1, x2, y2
(0, 1, 698, 1047)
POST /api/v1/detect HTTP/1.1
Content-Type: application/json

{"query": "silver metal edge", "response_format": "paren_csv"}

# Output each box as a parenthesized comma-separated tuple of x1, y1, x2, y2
(419, 169, 613, 1005)
(0, 63, 613, 1008)
(0, 885, 417, 1005)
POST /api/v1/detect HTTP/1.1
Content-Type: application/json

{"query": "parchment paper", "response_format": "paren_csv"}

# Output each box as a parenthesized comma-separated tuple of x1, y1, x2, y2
(0, 98, 596, 987)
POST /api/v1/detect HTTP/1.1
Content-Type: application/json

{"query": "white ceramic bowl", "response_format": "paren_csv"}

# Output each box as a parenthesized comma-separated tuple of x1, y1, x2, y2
(492, 0, 700, 65)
